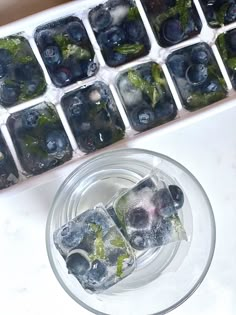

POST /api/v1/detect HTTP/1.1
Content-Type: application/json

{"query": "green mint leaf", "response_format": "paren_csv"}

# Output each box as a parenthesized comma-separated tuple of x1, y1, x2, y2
(116, 254, 129, 277)
(114, 44, 144, 55)
(89, 223, 105, 260)
(154, 6, 179, 32)
(20, 79, 46, 102)
(24, 135, 47, 158)
(227, 57, 236, 70)
(127, 6, 140, 20)
(151, 63, 166, 87)
(64, 44, 91, 60)
(178, 0, 191, 29)
(16, 55, 33, 64)
(0, 37, 22, 55)
(54, 34, 71, 50)
(217, 34, 228, 61)
(215, 2, 229, 26)
(128, 70, 159, 106)
(110, 236, 126, 248)
(187, 90, 226, 108)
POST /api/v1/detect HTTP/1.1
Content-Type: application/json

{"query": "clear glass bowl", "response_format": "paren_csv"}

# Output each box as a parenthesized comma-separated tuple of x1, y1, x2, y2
(46, 148, 216, 315)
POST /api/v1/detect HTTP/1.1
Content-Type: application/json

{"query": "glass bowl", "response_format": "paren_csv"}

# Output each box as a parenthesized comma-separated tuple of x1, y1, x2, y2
(46, 148, 216, 315)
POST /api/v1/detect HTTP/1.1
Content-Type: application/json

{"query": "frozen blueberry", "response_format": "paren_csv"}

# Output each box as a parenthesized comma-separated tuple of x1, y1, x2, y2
(59, 221, 84, 249)
(126, 207, 149, 229)
(0, 48, 12, 64)
(106, 51, 127, 67)
(66, 250, 91, 277)
(45, 130, 68, 154)
(85, 210, 110, 235)
(52, 67, 72, 87)
(191, 47, 209, 65)
(36, 30, 54, 47)
(78, 132, 96, 153)
(14, 63, 35, 81)
(0, 62, 6, 79)
(124, 20, 145, 42)
(130, 106, 155, 131)
(225, 3, 236, 23)
(87, 259, 107, 284)
(129, 231, 151, 250)
(161, 18, 184, 44)
(152, 188, 176, 217)
(168, 54, 189, 78)
(100, 26, 126, 48)
(42, 45, 62, 66)
(67, 21, 86, 43)
(152, 217, 172, 246)
(0, 83, 20, 106)
(185, 64, 208, 86)
(169, 185, 184, 210)
(23, 110, 40, 128)
(155, 101, 177, 122)
(90, 7, 112, 32)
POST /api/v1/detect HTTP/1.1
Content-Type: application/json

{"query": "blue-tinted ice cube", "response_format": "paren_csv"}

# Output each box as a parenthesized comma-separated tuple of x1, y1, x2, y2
(53, 204, 135, 292)
(113, 175, 186, 250)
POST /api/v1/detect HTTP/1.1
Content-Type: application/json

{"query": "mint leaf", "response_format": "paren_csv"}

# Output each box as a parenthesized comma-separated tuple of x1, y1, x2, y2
(217, 34, 228, 61)
(187, 90, 226, 108)
(0, 37, 22, 55)
(64, 44, 91, 60)
(24, 135, 47, 158)
(178, 0, 191, 28)
(54, 34, 71, 50)
(151, 63, 166, 87)
(114, 44, 144, 55)
(215, 2, 228, 26)
(128, 70, 160, 106)
(208, 65, 226, 89)
(89, 223, 105, 260)
(127, 7, 140, 21)
(116, 253, 129, 277)
(110, 236, 126, 248)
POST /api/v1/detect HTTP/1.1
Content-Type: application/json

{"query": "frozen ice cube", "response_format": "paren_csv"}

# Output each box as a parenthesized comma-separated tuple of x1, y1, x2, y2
(0, 131, 18, 189)
(0, 36, 46, 107)
(113, 175, 186, 250)
(35, 16, 98, 87)
(117, 62, 177, 132)
(7, 102, 72, 175)
(54, 204, 135, 292)
(61, 81, 125, 153)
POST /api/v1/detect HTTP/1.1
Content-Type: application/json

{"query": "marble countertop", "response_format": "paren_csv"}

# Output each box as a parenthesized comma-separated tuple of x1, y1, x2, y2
(1, 104, 236, 315)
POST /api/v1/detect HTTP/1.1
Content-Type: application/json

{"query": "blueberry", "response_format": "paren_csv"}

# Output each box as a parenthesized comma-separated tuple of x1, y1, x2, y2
(169, 185, 184, 210)
(78, 132, 96, 153)
(59, 221, 84, 249)
(185, 64, 208, 86)
(126, 207, 149, 229)
(23, 110, 40, 128)
(45, 130, 68, 154)
(95, 128, 113, 147)
(90, 7, 112, 32)
(99, 27, 126, 48)
(0, 83, 20, 106)
(124, 20, 145, 42)
(106, 51, 127, 67)
(0, 62, 6, 79)
(130, 106, 155, 131)
(36, 30, 54, 47)
(87, 259, 107, 284)
(66, 250, 90, 277)
(168, 54, 189, 78)
(228, 30, 236, 52)
(53, 67, 72, 87)
(155, 101, 177, 122)
(152, 217, 172, 246)
(42, 45, 62, 66)
(14, 63, 35, 81)
(225, 3, 236, 24)
(67, 21, 86, 43)
(161, 18, 184, 44)
(0, 48, 12, 64)
(191, 47, 209, 65)
(152, 188, 176, 217)
(85, 210, 110, 235)
(129, 231, 151, 250)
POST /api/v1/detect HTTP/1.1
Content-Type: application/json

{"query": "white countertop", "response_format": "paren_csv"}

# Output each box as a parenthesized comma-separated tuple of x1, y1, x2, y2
(1, 104, 236, 315)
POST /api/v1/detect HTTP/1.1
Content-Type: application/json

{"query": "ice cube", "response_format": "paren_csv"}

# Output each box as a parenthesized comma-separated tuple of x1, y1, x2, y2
(0, 131, 18, 189)
(89, 0, 151, 67)
(0, 36, 46, 107)
(7, 102, 72, 175)
(35, 16, 98, 87)
(54, 204, 135, 292)
(117, 62, 177, 132)
(113, 175, 186, 250)
(61, 81, 125, 153)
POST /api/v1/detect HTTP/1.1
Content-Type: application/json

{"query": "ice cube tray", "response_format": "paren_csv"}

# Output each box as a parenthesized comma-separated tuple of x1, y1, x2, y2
(0, 0, 236, 190)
